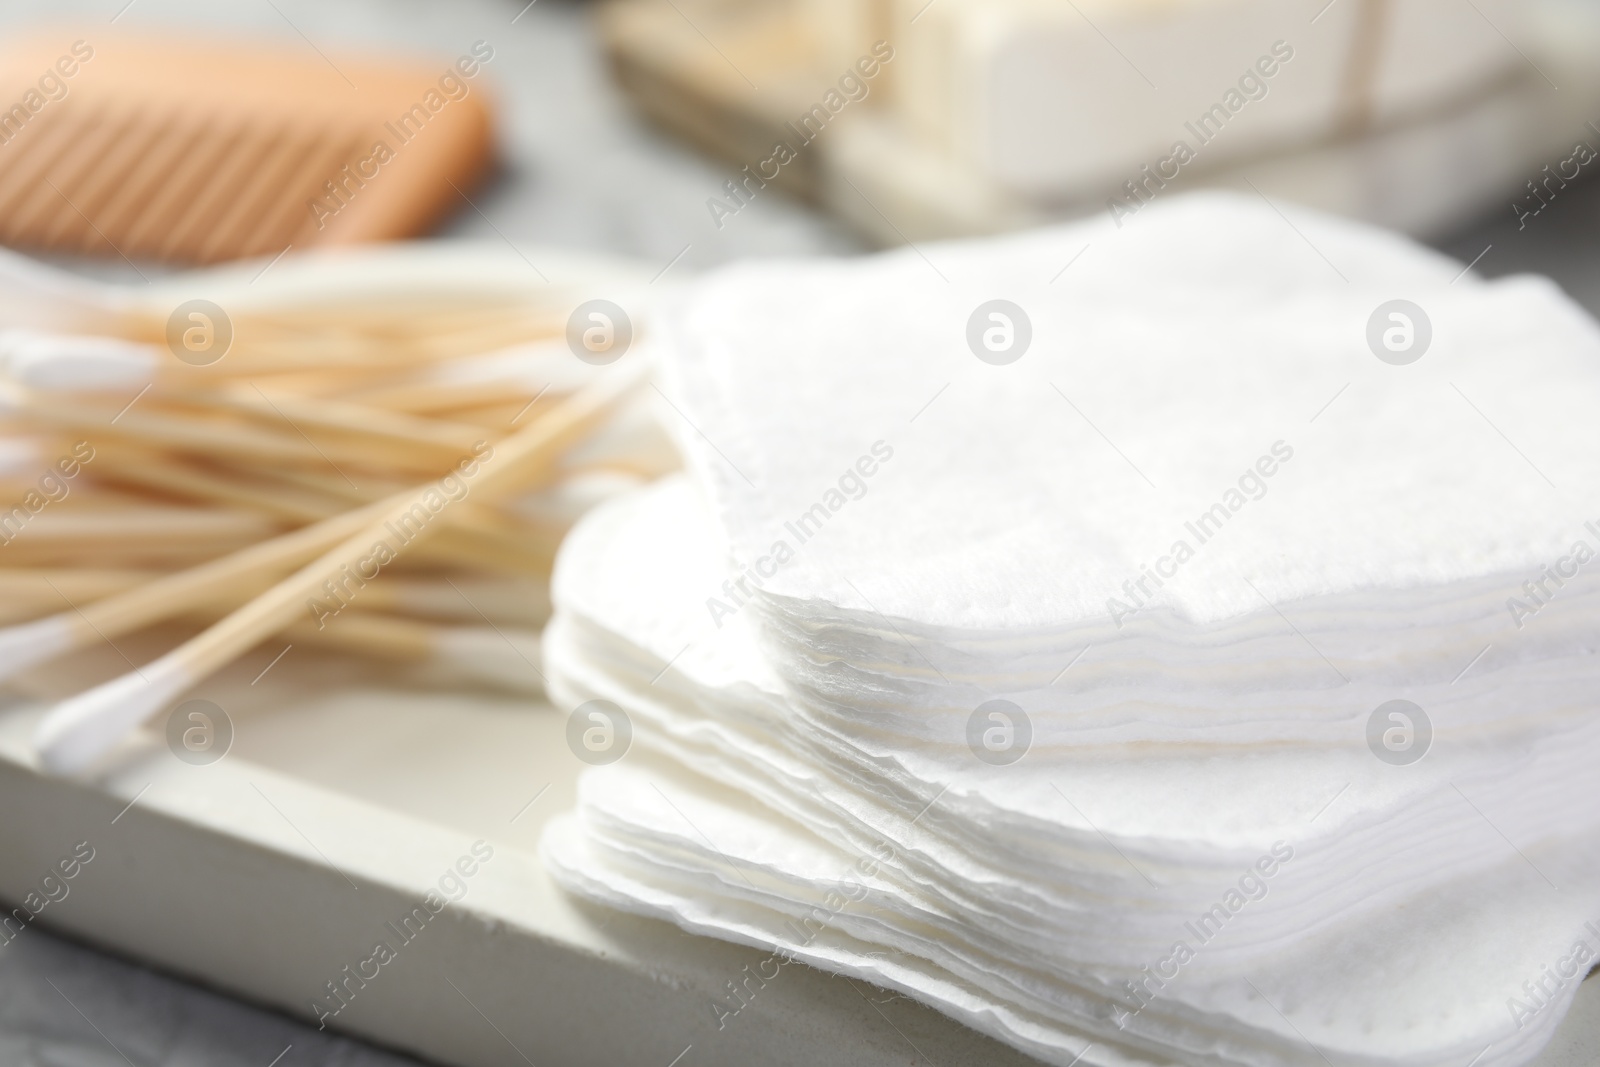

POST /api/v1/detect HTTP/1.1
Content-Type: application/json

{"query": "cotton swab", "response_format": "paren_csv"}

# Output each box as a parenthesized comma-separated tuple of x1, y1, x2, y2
(0, 575, 548, 692)
(0, 241, 664, 767)
(280, 613, 545, 695)
(0, 568, 550, 631)
(0, 496, 402, 686)
(1, 507, 279, 546)
(0, 471, 552, 678)
(0, 569, 154, 624)
(114, 605, 545, 695)
(10, 386, 475, 476)
(200, 383, 490, 454)
(86, 446, 351, 522)
(83, 446, 562, 576)
(0, 331, 157, 392)
(33, 364, 642, 773)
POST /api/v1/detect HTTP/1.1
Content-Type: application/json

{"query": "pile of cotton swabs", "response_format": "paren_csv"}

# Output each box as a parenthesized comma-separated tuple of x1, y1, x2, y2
(0, 244, 669, 774)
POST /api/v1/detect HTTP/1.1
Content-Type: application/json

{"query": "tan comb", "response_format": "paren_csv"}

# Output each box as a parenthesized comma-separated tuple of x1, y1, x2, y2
(0, 30, 496, 264)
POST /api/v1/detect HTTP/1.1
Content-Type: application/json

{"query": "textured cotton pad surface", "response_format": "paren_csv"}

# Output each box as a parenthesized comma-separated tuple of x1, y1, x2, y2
(542, 479, 1600, 1067)
(543, 195, 1600, 1067)
(661, 192, 1600, 631)
(653, 192, 1600, 749)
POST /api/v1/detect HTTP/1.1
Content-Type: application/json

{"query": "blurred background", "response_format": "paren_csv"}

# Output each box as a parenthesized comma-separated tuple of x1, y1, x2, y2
(1, 0, 1599, 299)
(2, 0, 1599, 1063)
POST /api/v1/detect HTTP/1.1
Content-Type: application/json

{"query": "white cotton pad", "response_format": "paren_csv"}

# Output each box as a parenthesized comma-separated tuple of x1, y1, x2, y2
(661, 191, 1600, 628)
(541, 194, 1600, 1067)
(545, 765, 1600, 1067)
(650, 192, 1600, 748)
(541, 478, 1600, 1065)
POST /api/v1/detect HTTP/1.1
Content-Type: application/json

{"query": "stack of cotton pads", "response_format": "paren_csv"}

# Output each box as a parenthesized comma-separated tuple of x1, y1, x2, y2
(542, 193, 1600, 1066)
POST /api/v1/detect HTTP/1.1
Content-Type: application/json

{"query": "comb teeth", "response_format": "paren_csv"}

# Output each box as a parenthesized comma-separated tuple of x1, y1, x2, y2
(0, 31, 495, 265)
(0, 105, 365, 263)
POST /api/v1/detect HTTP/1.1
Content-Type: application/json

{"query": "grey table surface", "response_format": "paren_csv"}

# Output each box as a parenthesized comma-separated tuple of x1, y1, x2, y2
(2, 1, 1598, 1065)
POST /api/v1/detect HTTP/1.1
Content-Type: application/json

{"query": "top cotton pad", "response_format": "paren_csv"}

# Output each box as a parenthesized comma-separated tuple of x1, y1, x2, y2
(656, 191, 1600, 747)
(662, 191, 1599, 628)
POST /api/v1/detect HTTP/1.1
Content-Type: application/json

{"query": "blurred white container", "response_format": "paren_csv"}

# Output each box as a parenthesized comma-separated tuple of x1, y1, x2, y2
(887, 0, 1519, 196)
(824, 0, 1600, 240)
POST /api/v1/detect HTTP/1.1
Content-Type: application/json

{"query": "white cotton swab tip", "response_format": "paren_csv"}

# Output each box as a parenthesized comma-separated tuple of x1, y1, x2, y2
(0, 330, 158, 392)
(0, 382, 25, 416)
(0, 616, 77, 683)
(33, 656, 194, 776)
(0, 436, 41, 478)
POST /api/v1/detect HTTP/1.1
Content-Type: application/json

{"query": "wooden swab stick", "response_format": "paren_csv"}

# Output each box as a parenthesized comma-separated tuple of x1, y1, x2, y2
(280, 613, 544, 695)
(218, 455, 570, 568)
(187, 441, 573, 553)
(0, 567, 157, 595)
(201, 383, 490, 453)
(11, 386, 354, 466)
(154, 605, 544, 694)
(0, 567, 547, 631)
(0, 568, 155, 624)
(305, 575, 550, 627)
(0, 444, 560, 682)
(2, 591, 540, 686)
(209, 301, 555, 339)
(88, 445, 352, 522)
(33, 364, 642, 773)
(0, 507, 280, 545)
(0, 494, 409, 684)
(90, 446, 564, 575)
(9, 384, 481, 476)
(342, 378, 561, 416)
(0, 542, 268, 569)
(155, 314, 566, 375)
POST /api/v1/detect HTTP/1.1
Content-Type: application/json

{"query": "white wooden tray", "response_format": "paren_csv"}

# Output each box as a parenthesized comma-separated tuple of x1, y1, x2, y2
(0, 638, 1043, 1066)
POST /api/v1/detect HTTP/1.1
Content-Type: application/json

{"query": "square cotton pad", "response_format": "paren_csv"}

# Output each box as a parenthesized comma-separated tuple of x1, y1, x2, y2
(543, 193, 1600, 1066)
(542, 478, 1600, 1067)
